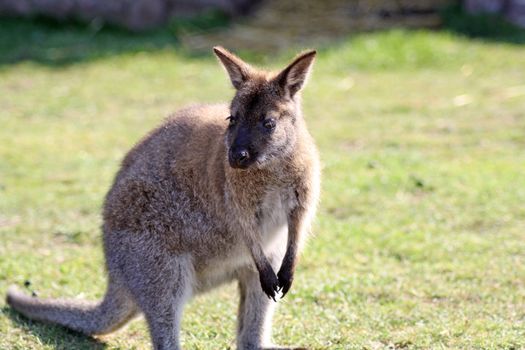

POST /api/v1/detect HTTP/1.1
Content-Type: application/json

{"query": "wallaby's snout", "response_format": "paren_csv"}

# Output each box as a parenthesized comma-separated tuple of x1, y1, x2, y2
(228, 124, 257, 169)
(229, 145, 252, 169)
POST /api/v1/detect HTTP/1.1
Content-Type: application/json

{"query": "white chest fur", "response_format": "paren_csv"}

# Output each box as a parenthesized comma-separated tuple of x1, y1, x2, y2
(193, 187, 296, 293)
(258, 187, 296, 255)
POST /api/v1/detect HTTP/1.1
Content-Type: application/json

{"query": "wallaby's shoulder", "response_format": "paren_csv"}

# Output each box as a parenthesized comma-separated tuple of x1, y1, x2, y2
(104, 103, 231, 232)
(121, 103, 229, 170)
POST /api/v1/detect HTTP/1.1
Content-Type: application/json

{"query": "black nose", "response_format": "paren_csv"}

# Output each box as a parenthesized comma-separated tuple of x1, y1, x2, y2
(237, 150, 249, 162)
(231, 148, 251, 168)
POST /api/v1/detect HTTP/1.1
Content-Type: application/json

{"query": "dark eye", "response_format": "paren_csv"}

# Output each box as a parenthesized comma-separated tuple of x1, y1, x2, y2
(226, 115, 237, 127)
(263, 118, 276, 130)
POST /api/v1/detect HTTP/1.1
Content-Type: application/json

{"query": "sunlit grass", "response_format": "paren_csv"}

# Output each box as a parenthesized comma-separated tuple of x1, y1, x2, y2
(1, 19, 525, 349)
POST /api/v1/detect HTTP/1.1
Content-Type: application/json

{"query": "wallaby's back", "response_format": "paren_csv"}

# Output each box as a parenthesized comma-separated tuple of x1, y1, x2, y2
(103, 103, 240, 255)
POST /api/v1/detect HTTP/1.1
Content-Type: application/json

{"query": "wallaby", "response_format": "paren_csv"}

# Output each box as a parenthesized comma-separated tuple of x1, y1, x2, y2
(7, 47, 321, 350)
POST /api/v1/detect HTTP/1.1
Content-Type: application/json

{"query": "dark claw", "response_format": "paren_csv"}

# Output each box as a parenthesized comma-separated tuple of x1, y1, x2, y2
(259, 265, 280, 302)
(277, 267, 294, 299)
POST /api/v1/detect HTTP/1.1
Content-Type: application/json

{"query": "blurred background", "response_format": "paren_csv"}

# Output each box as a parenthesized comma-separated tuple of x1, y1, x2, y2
(1, 1, 524, 349)
(1, 0, 525, 53)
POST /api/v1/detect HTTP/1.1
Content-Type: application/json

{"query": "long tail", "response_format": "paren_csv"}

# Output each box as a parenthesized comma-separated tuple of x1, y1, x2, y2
(6, 280, 138, 336)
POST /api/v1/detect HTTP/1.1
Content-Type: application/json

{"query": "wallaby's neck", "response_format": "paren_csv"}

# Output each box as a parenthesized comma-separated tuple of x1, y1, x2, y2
(219, 116, 309, 196)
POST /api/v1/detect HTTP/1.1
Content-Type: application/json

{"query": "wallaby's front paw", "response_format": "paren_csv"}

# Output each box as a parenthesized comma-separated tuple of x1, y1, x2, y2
(277, 266, 294, 298)
(259, 266, 280, 301)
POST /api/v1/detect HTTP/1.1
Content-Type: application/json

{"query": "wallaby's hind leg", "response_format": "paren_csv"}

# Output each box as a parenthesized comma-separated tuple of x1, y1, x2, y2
(111, 234, 193, 350)
(133, 257, 192, 350)
(236, 267, 278, 350)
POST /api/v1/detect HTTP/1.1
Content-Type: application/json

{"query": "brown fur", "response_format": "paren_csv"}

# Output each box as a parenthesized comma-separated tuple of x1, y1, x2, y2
(6, 47, 320, 350)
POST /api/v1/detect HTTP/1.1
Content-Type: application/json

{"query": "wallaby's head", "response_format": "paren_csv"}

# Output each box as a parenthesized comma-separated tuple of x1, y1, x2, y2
(213, 47, 316, 170)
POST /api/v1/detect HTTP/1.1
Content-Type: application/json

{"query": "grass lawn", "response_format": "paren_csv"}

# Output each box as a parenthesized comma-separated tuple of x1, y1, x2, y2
(1, 17, 525, 349)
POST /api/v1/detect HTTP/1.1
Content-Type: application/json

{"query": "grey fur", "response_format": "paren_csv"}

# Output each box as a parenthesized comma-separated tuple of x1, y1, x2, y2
(6, 47, 321, 350)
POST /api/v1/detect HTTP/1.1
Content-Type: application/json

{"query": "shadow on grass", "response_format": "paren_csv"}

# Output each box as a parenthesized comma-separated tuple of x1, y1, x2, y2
(1, 5, 525, 68)
(0, 12, 229, 67)
(441, 4, 525, 44)
(3, 306, 107, 349)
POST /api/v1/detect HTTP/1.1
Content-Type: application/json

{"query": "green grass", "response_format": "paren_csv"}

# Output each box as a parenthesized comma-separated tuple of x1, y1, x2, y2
(1, 17, 525, 349)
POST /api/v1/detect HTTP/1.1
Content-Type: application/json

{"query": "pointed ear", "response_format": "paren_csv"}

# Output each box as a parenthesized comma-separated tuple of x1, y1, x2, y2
(275, 50, 316, 98)
(213, 46, 252, 89)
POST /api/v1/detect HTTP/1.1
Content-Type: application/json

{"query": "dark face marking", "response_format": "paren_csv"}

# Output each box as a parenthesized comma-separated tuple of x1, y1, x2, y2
(228, 123, 258, 169)
(244, 92, 261, 115)
(225, 81, 297, 170)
